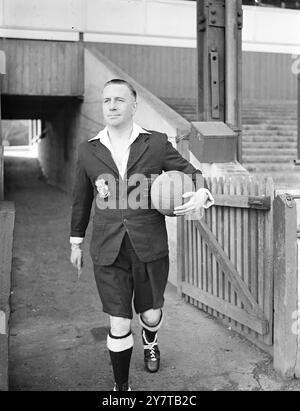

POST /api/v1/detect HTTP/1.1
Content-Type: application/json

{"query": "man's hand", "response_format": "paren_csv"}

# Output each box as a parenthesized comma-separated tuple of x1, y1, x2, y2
(70, 244, 83, 279)
(174, 188, 210, 216)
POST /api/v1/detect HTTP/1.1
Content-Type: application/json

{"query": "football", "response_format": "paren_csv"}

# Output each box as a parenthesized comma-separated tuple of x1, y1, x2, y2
(150, 170, 195, 216)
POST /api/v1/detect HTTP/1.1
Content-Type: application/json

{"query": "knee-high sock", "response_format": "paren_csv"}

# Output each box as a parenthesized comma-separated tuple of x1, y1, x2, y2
(107, 330, 133, 387)
(139, 309, 163, 343)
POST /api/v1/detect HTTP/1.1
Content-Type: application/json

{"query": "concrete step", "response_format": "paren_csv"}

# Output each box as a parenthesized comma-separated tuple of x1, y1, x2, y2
(250, 171, 300, 184)
(249, 173, 300, 190)
(243, 148, 297, 156)
(243, 155, 296, 163)
(243, 115, 297, 120)
(243, 120, 296, 126)
(242, 104, 296, 110)
(242, 107, 297, 112)
(243, 124, 297, 131)
(243, 137, 296, 143)
(260, 171, 300, 180)
(243, 162, 296, 172)
(243, 124, 297, 130)
(242, 110, 297, 115)
(243, 128, 296, 134)
(170, 115, 296, 123)
(242, 141, 297, 149)
(242, 131, 296, 138)
(173, 116, 296, 123)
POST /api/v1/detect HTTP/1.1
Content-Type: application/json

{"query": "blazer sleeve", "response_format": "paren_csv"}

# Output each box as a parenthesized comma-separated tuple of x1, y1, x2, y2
(162, 135, 208, 190)
(70, 145, 94, 238)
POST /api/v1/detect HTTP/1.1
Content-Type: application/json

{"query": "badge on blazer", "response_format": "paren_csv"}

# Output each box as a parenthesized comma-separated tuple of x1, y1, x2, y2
(95, 178, 111, 199)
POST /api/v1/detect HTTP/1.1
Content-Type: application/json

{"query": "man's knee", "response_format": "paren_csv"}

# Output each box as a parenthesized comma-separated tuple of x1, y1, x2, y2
(141, 308, 161, 326)
(110, 316, 131, 336)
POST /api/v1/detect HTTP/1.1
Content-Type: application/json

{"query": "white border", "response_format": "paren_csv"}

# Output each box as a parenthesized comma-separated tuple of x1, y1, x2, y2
(84, 32, 196, 49)
(0, 28, 79, 41)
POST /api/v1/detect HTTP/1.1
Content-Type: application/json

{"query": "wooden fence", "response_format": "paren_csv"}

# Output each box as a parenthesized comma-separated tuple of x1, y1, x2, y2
(176, 137, 300, 378)
(176, 172, 300, 377)
(177, 174, 274, 351)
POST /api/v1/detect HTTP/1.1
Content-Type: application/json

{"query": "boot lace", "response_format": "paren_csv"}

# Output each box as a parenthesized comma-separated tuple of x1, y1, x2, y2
(143, 331, 158, 360)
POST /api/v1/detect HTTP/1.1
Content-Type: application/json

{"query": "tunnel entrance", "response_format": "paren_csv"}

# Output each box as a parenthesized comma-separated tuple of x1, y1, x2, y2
(1, 95, 83, 194)
(3, 119, 40, 159)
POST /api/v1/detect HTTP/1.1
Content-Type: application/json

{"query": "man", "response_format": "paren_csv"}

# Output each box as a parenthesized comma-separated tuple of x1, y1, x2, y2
(70, 79, 214, 391)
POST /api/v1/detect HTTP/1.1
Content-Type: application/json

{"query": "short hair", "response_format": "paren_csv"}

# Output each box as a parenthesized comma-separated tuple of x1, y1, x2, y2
(103, 79, 137, 101)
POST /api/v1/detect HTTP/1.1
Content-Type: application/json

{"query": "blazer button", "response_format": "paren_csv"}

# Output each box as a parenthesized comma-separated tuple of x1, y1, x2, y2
(123, 218, 127, 223)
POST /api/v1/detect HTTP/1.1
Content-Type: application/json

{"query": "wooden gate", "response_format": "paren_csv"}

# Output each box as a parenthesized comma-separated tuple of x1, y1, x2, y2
(177, 174, 274, 350)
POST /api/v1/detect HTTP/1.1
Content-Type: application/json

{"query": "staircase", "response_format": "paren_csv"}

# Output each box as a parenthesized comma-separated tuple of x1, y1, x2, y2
(162, 98, 300, 189)
(241, 102, 299, 188)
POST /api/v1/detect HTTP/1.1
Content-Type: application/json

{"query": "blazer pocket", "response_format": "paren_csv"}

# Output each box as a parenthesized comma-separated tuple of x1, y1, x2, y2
(89, 224, 106, 262)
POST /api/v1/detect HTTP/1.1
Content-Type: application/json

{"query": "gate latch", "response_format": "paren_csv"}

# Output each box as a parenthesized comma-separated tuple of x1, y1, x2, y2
(248, 196, 271, 210)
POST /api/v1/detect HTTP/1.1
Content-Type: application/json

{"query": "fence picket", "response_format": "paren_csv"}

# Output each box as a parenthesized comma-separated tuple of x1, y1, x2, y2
(192, 218, 197, 309)
(229, 177, 236, 326)
(216, 177, 224, 320)
(184, 213, 189, 304)
(263, 177, 274, 345)
(257, 178, 265, 344)
(206, 180, 213, 316)
(235, 177, 243, 332)
(202, 195, 208, 313)
(211, 177, 218, 318)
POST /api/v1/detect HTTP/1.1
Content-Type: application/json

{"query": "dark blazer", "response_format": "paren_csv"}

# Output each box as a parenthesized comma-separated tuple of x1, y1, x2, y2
(70, 130, 205, 265)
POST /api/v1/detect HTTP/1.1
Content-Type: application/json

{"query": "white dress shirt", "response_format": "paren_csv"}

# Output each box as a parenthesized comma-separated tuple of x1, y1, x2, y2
(88, 123, 150, 179)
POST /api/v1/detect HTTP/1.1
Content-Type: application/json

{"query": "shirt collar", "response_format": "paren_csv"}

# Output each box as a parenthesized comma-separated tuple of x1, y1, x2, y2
(88, 123, 150, 144)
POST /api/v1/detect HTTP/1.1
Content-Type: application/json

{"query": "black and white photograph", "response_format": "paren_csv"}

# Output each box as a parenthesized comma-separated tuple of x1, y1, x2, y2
(0, 0, 300, 396)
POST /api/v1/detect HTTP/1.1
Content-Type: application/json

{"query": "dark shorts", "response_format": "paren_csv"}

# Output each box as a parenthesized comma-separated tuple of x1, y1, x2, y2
(93, 233, 169, 319)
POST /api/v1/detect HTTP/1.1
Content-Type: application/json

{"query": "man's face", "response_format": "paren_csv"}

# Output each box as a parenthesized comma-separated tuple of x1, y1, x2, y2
(102, 84, 137, 128)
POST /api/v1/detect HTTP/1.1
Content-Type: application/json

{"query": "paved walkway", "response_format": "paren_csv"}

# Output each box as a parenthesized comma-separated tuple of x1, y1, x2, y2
(5, 155, 300, 391)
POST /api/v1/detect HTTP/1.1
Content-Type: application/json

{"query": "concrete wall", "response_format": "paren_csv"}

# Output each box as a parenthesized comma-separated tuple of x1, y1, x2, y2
(0, 202, 15, 391)
(38, 101, 82, 192)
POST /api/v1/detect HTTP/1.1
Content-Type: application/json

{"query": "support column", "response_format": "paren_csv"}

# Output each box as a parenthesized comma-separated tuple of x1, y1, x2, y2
(225, 0, 243, 162)
(197, 0, 226, 122)
(0, 50, 6, 201)
(196, 0, 243, 162)
(297, 73, 300, 165)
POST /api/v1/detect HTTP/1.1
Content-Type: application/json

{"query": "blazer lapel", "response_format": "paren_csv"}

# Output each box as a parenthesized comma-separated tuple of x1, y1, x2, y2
(89, 140, 119, 176)
(126, 134, 149, 174)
